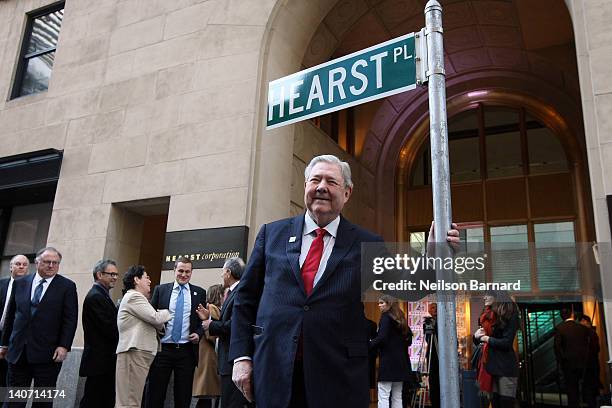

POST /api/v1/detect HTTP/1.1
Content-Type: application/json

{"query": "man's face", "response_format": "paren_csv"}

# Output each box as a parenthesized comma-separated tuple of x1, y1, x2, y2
(221, 268, 231, 288)
(428, 303, 437, 318)
(304, 162, 352, 227)
(175, 262, 192, 285)
(10, 255, 29, 278)
(97, 264, 118, 290)
(36, 250, 61, 279)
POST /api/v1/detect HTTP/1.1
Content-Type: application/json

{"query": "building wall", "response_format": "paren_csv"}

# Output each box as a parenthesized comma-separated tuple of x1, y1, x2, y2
(0, 0, 280, 345)
(0, 0, 353, 347)
(566, 0, 612, 358)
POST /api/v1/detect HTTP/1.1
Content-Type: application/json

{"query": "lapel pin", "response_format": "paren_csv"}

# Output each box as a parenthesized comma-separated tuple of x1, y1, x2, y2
(193, 291, 197, 296)
(289, 236, 296, 242)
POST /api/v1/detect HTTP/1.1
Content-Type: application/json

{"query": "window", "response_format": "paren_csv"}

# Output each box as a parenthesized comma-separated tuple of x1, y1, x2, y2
(11, 3, 64, 99)
(409, 231, 426, 255)
(409, 105, 569, 187)
(534, 222, 577, 291)
(0, 202, 53, 279)
(490, 225, 531, 291)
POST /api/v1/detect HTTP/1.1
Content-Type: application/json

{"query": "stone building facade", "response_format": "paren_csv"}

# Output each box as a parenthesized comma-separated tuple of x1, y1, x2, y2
(0, 0, 611, 404)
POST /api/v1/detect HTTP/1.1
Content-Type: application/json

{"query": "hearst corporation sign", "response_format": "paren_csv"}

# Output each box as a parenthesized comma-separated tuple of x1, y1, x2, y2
(162, 226, 249, 269)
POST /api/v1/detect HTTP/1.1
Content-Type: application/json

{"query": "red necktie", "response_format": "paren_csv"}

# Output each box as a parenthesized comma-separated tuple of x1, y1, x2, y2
(301, 228, 325, 295)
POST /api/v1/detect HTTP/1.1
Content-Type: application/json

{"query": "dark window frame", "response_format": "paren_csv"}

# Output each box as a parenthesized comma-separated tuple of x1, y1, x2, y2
(10, 1, 65, 100)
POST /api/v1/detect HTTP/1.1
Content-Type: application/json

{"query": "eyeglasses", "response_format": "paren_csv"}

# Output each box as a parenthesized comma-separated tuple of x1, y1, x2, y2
(40, 260, 60, 266)
(101, 272, 119, 278)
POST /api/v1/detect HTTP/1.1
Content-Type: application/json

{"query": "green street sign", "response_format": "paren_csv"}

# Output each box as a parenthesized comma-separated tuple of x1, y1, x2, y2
(267, 33, 416, 130)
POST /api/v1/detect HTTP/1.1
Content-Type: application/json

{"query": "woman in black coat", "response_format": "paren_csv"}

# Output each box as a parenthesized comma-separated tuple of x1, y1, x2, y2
(474, 293, 520, 408)
(370, 294, 412, 408)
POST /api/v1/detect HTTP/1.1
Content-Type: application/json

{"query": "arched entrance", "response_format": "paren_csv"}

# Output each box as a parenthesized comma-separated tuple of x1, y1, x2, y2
(261, 0, 602, 406)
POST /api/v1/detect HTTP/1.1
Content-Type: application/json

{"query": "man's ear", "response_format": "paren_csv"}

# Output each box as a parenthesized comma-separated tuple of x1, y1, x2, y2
(344, 186, 353, 201)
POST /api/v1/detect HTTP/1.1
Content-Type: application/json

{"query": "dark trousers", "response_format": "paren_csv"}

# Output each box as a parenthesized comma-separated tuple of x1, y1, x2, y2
(144, 344, 196, 408)
(429, 368, 440, 408)
(196, 398, 219, 408)
(221, 374, 251, 408)
(5, 349, 62, 408)
(491, 394, 515, 408)
(79, 372, 116, 408)
(563, 367, 582, 408)
(0, 358, 7, 387)
(288, 360, 307, 408)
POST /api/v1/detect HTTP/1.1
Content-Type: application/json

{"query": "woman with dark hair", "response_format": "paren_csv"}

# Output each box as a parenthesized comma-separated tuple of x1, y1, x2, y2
(474, 292, 520, 408)
(192, 284, 224, 408)
(370, 294, 413, 408)
(115, 265, 171, 408)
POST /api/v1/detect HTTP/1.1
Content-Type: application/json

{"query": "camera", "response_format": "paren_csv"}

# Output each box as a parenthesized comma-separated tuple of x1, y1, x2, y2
(423, 316, 435, 335)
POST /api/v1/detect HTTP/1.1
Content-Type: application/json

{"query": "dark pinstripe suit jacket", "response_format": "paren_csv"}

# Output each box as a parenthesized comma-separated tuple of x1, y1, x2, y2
(230, 214, 383, 408)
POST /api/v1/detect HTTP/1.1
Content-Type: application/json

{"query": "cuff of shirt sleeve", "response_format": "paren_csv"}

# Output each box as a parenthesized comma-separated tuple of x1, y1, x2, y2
(234, 356, 252, 363)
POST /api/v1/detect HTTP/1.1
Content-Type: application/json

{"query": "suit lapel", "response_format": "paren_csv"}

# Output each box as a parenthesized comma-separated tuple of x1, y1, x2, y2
(311, 216, 356, 296)
(221, 289, 237, 318)
(286, 215, 306, 296)
(94, 284, 116, 309)
(190, 287, 201, 313)
(25, 274, 35, 318)
(37, 275, 58, 308)
(161, 284, 172, 309)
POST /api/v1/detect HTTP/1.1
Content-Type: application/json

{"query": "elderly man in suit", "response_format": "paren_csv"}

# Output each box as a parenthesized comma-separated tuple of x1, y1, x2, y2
(0, 255, 30, 387)
(229, 154, 460, 408)
(198, 257, 249, 408)
(0, 247, 78, 408)
(79, 259, 120, 408)
(145, 257, 206, 408)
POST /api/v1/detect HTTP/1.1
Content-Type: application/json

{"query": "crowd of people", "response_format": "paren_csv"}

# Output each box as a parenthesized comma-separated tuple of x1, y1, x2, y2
(0, 155, 463, 408)
(11, 154, 603, 408)
(0, 250, 249, 408)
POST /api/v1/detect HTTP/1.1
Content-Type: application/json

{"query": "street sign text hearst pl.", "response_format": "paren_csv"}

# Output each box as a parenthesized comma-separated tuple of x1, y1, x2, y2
(267, 33, 416, 129)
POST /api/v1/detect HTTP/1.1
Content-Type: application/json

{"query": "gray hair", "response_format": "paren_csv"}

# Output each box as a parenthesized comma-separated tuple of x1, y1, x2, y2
(9, 254, 29, 268)
(223, 257, 245, 280)
(92, 259, 117, 281)
(35, 247, 62, 262)
(304, 155, 353, 189)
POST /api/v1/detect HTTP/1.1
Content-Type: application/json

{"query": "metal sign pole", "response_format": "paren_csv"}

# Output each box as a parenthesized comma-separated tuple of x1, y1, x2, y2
(424, 1, 461, 407)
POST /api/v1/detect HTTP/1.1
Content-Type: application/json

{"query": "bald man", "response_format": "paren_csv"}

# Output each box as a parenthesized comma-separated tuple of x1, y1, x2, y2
(0, 255, 30, 386)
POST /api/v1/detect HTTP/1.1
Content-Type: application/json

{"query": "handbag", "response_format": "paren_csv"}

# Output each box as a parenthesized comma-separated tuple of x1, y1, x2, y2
(471, 343, 483, 370)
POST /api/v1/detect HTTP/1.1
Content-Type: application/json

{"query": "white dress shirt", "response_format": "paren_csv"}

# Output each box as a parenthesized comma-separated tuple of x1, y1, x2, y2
(30, 273, 56, 303)
(161, 281, 192, 344)
(299, 212, 340, 287)
(229, 281, 239, 293)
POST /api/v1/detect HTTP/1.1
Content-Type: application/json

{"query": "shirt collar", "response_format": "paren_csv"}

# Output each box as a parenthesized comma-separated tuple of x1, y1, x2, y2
(303, 212, 340, 239)
(94, 281, 110, 294)
(34, 272, 54, 285)
(173, 280, 190, 292)
(229, 281, 240, 291)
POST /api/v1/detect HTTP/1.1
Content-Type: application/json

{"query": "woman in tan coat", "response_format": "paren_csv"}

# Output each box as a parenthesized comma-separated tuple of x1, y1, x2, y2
(115, 265, 171, 408)
(193, 284, 224, 408)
